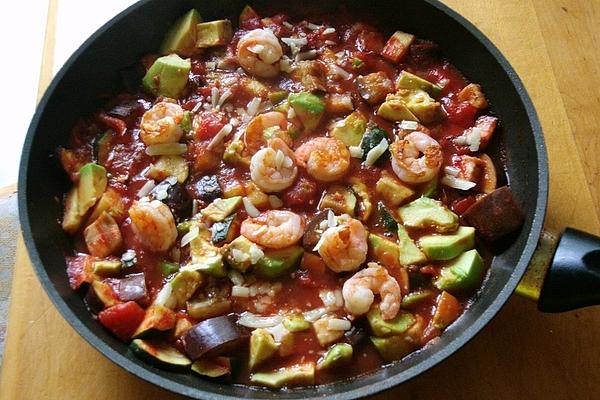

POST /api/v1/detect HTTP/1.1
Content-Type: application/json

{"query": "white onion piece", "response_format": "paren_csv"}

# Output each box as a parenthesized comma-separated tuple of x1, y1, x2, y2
(443, 166, 461, 176)
(267, 323, 290, 343)
(145, 143, 187, 156)
(303, 307, 327, 322)
(228, 270, 245, 286)
(349, 146, 364, 158)
(243, 197, 260, 218)
(295, 50, 318, 62)
(246, 97, 262, 116)
(207, 124, 233, 150)
(232, 286, 250, 297)
(328, 318, 351, 331)
(364, 138, 389, 166)
(469, 127, 482, 152)
(180, 225, 199, 247)
(329, 64, 350, 79)
(238, 312, 283, 328)
(441, 174, 477, 190)
(327, 210, 337, 228)
(218, 89, 232, 107)
(323, 27, 336, 35)
(137, 180, 156, 198)
(399, 120, 419, 130)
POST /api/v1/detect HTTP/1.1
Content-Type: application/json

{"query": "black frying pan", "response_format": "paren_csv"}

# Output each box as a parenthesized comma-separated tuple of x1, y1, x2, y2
(18, 0, 600, 399)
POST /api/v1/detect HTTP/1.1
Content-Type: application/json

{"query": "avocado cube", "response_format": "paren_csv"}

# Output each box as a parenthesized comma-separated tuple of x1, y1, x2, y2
(317, 343, 353, 370)
(370, 335, 414, 363)
(146, 155, 189, 184)
(318, 185, 357, 216)
(397, 89, 442, 124)
(375, 171, 415, 207)
(381, 31, 415, 63)
(201, 196, 242, 222)
(401, 290, 435, 309)
(282, 314, 311, 332)
(86, 187, 127, 226)
(223, 235, 263, 272)
(312, 317, 344, 347)
(62, 186, 83, 234)
(329, 111, 367, 147)
(83, 212, 123, 258)
(368, 234, 400, 269)
(169, 270, 202, 308)
(250, 363, 315, 388)
(92, 259, 122, 276)
(377, 94, 419, 122)
(160, 9, 203, 56)
(142, 54, 191, 99)
(418, 226, 475, 261)
(396, 71, 443, 98)
(288, 92, 325, 131)
(254, 246, 304, 279)
(433, 249, 485, 293)
(196, 20, 233, 48)
(367, 308, 416, 337)
(183, 222, 226, 277)
(249, 328, 279, 371)
(133, 304, 177, 338)
(398, 197, 459, 233)
(77, 163, 107, 215)
(397, 224, 427, 265)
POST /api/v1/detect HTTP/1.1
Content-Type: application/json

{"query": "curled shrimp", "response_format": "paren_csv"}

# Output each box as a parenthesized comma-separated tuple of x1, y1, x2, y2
(250, 138, 298, 193)
(140, 101, 184, 146)
(244, 111, 290, 155)
(390, 131, 442, 184)
(241, 210, 305, 249)
(316, 217, 368, 273)
(342, 263, 401, 320)
(129, 200, 177, 252)
(237, 29, 283, 78)
(295, 137, 350, 182)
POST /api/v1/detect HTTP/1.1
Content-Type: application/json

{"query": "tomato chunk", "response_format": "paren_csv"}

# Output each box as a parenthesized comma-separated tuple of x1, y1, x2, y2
(98, 301, 146, 341)
(194, 111, 226, 140)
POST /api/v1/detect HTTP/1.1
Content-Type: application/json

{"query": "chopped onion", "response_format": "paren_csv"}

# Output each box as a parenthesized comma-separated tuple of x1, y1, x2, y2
(232, 285, 250, 297)
(205, 61, 217, 70)
(280, 56, 293, 73)
(191, 199, 199, 216)
(329, 64, 350, 79)
(228, 270, 244, 286)
(328, 318, 351, 331)
(211, 87, 219, 109)
(247, 97, 262, 116)
(137, 180, 155, 198)
(453, 135, 468, 145)
(248, 44, 265, 54)
(441, 174, 477, 190)
(323, 27, 336, 35)
(324, 40, 336, 46)
(268, 195, 283, 208)
(349, 146, 364, 158)
(282, 37, 308, 56)
(238, 312, 283, 328)
(364, 138, 389, 166)
(306, 22, 320, 30)
(218, 89, 232, 107)
(275, 149, 285, 169)
(207, 123, 233, 150)
(303, 307, 327, 322)
(180, 225, 199, 247)
(248, 244, 265, 264)
(282, 21, 294, 29)
(327, 209, 336, 228)
(443, 166, 461, 176)
(287, 106, 296, 119)
(243, 197, 260, 218)
(231, 248, 250, 263)
(319, 290, 340, 309)
(295, 50, 318, 62)
(145, 143, 187, 156)
(267, 323, 290, 342)
(399, 120, 419, 130)
(312, 229, 330, 252)
(469, 127, 482, 152)
(192, 101, 203, 113)
(154, 284, 173, 308)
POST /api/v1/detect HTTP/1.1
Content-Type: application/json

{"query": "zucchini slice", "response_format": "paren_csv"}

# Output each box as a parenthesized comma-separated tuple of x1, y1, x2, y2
(130, 339, 191, 371)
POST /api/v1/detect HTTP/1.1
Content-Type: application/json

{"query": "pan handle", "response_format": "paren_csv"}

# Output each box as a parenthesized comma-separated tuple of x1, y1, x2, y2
(516, 228, 600, 312)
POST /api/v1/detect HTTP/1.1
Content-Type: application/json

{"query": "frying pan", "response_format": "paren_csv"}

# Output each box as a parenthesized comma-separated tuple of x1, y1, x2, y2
(17, 0, 600, 399)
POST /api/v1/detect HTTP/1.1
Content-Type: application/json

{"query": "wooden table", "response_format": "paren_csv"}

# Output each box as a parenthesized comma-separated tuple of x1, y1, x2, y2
(1, 1, 599, 399)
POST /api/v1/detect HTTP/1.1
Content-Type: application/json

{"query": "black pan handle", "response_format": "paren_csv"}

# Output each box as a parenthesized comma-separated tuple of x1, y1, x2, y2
(517, 228, 600, 312)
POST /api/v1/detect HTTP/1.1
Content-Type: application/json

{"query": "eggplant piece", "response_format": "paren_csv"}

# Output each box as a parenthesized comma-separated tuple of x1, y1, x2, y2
(113, 273, 147, 302)
(164, 183, 193, 220)
(344, 320, 368, 347)
(182, 315, 250, 360)
(302, 209, 331, 250)
(189, 175, 222, 202)
(462, 186, 524, 242)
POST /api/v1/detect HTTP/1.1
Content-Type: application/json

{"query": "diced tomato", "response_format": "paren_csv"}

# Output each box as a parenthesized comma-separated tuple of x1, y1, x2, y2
(432, 291, 462, 329)
(451, 196, 477, 215)
(301, 253, 327, 276)
(474, 115, 498, 149)
(98, 301, 146, 341)
(59, 148, 87, 182)
(194, 111, 226, 140)
(282, 177, 319, 208)
(443, 100, 478, 127)
(66, 255, 95, 290)
(95, 112, 127, 135)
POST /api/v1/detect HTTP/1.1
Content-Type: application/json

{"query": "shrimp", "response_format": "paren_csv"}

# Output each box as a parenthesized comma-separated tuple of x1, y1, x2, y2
(241, 210, 305, 249)
(244, 111, 290, 155)
(250, 138, 298, 193)
(316, 217, 368, 273)
(237, 29, 283, 78)
(140, 101, 184, 146)
(295, 137, 350, 182)
(128, 200, 177, 252)
(342, 263, 401, 320)
(390, 131, 442, 184)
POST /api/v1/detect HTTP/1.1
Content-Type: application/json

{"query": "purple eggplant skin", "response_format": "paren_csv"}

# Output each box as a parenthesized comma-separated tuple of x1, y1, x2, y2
(182, 315, 250, 361)
(111, 273, 147, 302)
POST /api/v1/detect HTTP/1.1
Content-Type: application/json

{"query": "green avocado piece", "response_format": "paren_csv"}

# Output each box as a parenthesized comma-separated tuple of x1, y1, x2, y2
(77, 163, 107, 215)
(368, 234, 400, 268)
(249, 329, 279, 371)
(254, 246, 304, 279)
(330, 111, 367, 147)
(288, 92, 325, 131)
(397, 224, 427, 265)
(196, 20, 233, 48)
(370, 335, 414, 363)
(223, 140, 250, 166)
(159, 261, 180, 277)
(375, 171, 415, 207)
(142, 54, 191, 98)
(367, 308, 416, 337)
(318, 185, 357, 216)
(401, 290, 435, 309)
(250, 363, 315, 388)
(146, 155, 189, 184)
(130, 339, 191, 372)
(398, 197, 459, 233)
(155, 270, 202, 309)
(418, 226, 475, 261)
(269, 90, 288, 105)
(62, 186, 83, 234)
(180, 110, 193, 134)
(397, 89, 442, 124)
(92, 259, 122, 276)
(223, 235, 263, 272)
(317, 343, 353, 370)
(396, 71, 443, 98)
(377, 94, 419, 122)
(282, 314, 311, 332)
(160, 9, 203, 56)
(183, 222, 226, 277)
(201, 196, 242, 222)
(433, 249, 485, 293)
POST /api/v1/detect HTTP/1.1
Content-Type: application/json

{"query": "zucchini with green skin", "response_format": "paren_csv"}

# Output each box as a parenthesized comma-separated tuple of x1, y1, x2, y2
(318, 185, 357, 216)
(377, 202, 398, 231)
(361, 127, 390, 165)
(254, 246, 304, 278)
(211, 214, 237, 244)
(130, 339, 192, 371)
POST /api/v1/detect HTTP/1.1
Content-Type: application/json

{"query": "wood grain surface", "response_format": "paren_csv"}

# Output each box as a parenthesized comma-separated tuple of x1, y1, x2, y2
(1, 0, 599, 399)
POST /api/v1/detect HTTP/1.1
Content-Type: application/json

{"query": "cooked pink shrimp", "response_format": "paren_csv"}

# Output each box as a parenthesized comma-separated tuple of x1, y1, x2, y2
(342, 263, 401, 320)
(295, 137, 350, 182)
(250, 138, 298, 193)
(129, 200, 177, 252)
(237, 29, 283, 78)
(390, 131, 442, 184)
(140, 101, 184, 146)
(241, 210, 305, 249)
(244, 111, 290, 155)
(316, 217, 368, 273)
